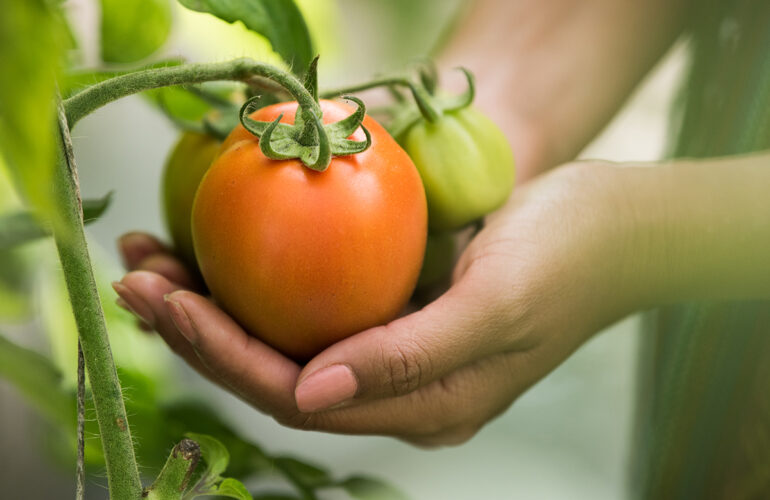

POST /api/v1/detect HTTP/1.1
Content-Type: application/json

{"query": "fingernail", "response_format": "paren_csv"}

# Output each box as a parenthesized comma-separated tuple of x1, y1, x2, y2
(112, 281, 154, 326)
(295, 364, 358, 413)
(164, 295, 197, 344)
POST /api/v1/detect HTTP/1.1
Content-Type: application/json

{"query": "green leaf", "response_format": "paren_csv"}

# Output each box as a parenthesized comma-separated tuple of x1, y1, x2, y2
(211, 478, 253, 500)
(0, 0, 68, 225)
(178, 0, 313, 75)
(0, 193, 113, 250)
(82, 191, 114, 222)
(186, 433, 230, 484)
(0, 333, 74, 428)
(0, 212, 47, 251)
(274, 456, 332, 489)
(252, 495, 302, 500)
(338, 476, 411, 500)
(100, 0, 172, 63)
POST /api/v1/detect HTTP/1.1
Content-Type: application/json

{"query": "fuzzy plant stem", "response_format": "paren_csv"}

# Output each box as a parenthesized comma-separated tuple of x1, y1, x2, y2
(64, 58, 319, 127)
(144, 439, 201, 500)
(53, 96, 143, 500)
(76, 341, 85, 500)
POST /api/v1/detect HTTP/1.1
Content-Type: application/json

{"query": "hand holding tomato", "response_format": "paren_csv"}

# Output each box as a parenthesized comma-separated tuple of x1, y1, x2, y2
(114, 161, 649, 446)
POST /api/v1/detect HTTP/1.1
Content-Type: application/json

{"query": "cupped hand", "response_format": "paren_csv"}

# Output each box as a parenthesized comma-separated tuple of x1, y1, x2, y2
(114, 161, 648, 447)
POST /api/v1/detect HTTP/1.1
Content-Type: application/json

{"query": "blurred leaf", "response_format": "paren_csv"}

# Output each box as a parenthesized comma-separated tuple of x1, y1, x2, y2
(252, 495, 301, 500)
(177, 0, 313, 75)
(209, 478, 253, 500)
(0, 0, 68, 224)
(0, 212, 47, 250)
(274, 456, 332, 489)
(182, 434, 254, 500)
(0, 333, 73, 428)
(338, 476, 411, 500)
(82, 191, 114, 222)
(0, 192, 113, 250)
(100, 0, 172, 63)
(187, 432, 230, 484)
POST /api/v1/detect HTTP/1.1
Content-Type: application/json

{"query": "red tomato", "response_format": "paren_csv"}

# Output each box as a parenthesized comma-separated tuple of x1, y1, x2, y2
(192, 100, 428, 360)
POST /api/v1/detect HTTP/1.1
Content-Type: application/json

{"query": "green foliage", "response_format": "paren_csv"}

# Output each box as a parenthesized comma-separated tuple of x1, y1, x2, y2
(338, 476, 411, 500)
(0, 192, 113, 250)
(0, 333, 73, 429)
(0, 0, 68, 225)
(182, 433, 253, 499)
(178, 0, 314, 75)
(0, 192, 112, 251)
(100, 0, 173, 63)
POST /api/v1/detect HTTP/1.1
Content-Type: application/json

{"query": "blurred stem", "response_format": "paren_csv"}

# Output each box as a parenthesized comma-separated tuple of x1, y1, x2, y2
(53, 95, 142, 500)
(64, 58, 319, 127)
(319, 76, 413, 99)
(76, 342, 85, 500)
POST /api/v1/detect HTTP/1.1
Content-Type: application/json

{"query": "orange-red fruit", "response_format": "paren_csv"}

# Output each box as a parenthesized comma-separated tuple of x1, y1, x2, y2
(192, 100, 428, 360)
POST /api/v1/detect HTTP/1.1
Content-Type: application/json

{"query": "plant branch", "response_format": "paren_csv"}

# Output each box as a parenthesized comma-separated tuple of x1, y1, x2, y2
(320, 76, 413, 99)
(76, 341, 85, 500)
(64, 58, 319, 127)
(53, 94, 143, 500)
(144, 439, 201, 500)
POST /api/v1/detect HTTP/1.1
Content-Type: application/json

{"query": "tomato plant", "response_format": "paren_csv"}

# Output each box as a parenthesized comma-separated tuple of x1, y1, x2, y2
(193, 99, 428, 360)
(327, 66, 515, 232)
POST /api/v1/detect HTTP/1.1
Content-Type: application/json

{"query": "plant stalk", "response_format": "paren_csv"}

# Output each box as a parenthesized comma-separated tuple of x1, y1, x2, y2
(144, 439, 201, 500)
(64, 58, 319, 127)
(53, 96, 143, 500)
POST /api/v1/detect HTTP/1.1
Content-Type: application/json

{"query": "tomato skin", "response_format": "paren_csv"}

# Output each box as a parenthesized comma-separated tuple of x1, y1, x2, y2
(162, 131, 220, 266)
(401, 107, 514, 231)
(192, 100, 428, 360)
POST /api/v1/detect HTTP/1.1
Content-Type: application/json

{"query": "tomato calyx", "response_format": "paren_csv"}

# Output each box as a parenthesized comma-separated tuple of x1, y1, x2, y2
(387, 67, 476, 138)
(320, 64, 477, 140)
(237, 56, 372, 172)
(238, 94, 372, 172)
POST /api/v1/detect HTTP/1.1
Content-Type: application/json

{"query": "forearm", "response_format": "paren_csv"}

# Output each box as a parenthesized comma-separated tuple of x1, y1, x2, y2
(440, 0, 690, 180)
(628, 151, 770, 305)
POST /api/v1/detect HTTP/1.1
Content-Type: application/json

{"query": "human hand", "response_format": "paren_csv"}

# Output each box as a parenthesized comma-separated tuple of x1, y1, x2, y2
(114, 161, 649, 446)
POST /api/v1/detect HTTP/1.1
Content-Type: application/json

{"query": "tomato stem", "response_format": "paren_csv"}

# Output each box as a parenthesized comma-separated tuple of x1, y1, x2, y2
(64, 58, 322, 127)
(54, 93, 143, 500)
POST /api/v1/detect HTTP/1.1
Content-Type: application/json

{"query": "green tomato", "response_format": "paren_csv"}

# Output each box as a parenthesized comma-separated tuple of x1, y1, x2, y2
(416, 231, 456, 289)
(161, 131, 220, 266)
(401, 107, 515, 231)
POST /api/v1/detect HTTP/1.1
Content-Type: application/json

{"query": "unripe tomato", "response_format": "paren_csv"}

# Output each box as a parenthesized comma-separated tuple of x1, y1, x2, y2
(401, 107, 514, 231)
(416, 231, 455, 289)
(192, 100, 428, 360)
(162, 131, 220, 266)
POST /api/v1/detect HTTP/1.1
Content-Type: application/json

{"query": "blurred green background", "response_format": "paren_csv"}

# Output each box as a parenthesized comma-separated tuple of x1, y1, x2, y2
(0, 0, 687, 498)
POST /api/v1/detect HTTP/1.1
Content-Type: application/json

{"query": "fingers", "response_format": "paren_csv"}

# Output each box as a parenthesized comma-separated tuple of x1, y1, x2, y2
(115, 271, 211, 377)
(290, 351, 524, 447)
(117, 232, 202, 290)
(162, 290, 301, 417)
(118, 232, 167, 270)
(295, 265, 523, 413)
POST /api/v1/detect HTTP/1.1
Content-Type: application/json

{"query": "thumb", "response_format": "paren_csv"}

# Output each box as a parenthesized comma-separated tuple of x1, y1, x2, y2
(294, 269, 521, 413)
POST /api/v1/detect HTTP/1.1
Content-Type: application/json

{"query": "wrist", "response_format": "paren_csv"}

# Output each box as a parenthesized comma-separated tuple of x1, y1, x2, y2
(613, 154, 770, 306)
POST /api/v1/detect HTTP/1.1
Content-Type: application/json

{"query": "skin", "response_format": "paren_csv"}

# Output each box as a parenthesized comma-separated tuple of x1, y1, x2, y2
(115, 0, 770, 446)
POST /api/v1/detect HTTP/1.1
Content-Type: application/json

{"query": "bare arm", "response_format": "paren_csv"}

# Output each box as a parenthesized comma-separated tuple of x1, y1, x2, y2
(440, 0, 691, 180)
